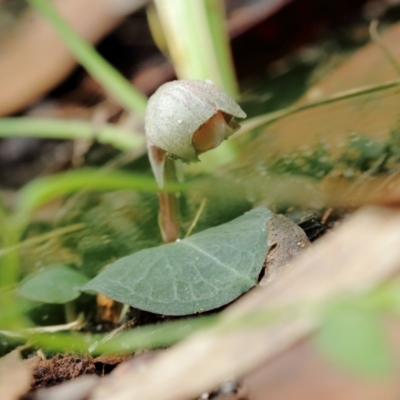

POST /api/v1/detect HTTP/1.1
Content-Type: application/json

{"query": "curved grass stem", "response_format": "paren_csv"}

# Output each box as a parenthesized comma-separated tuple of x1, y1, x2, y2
(238, 79, 400, 136)
(27, 0, 147, 116)
(0, 117, 145, 151)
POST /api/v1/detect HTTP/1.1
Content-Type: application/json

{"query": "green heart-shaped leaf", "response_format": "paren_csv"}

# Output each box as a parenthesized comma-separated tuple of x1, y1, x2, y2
(84, 207, 272, 315)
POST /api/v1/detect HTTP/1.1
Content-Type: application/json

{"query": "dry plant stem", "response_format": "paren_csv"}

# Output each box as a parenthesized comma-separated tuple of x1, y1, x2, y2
(89, 317, 136, 354)
(185, 198, 207, 238)
(158, 157, 180, 243)
(0, 315, 85, 337)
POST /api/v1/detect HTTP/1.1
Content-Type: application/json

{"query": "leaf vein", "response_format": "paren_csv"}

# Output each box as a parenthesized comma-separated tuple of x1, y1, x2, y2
(181, 241, 249, 281)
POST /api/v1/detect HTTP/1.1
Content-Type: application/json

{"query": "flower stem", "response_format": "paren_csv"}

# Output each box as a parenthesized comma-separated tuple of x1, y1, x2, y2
(158, 157, 180, 243)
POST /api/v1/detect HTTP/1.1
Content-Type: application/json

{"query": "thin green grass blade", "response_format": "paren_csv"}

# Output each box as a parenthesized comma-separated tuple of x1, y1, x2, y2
(16, 168, 183, 217)
(24, 314, 218, 354)
(27, 0, 147, 116)
(0, 117, 145, 151)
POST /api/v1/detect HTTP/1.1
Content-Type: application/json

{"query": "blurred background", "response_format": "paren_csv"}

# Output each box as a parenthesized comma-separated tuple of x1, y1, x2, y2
(2, 2, 400, 399)
(0, 0, 398, 188)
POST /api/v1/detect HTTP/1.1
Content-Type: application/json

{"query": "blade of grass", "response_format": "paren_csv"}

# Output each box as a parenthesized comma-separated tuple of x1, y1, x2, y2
(27, 0, 147, 117)
(0, 117, 145, 151)
(16, 168, 184, 218)
(23, 314, 219, 354)
(238, 79, 400, 136)
(95, 314, 219, 354)
(24, 304, 281, 354)
(11, 305, 276, 354)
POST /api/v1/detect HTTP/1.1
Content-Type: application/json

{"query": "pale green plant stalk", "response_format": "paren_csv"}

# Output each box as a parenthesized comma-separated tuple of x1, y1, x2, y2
(153, 0, 238, 97)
